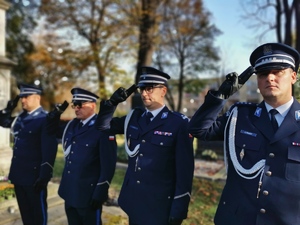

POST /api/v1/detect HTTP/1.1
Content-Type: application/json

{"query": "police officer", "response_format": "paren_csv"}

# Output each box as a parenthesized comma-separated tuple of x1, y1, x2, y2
(188, 43, 300, 225)
(0, 83, 58, 225)
(96, 66, 195, 225)
(47, 87, 118, 225)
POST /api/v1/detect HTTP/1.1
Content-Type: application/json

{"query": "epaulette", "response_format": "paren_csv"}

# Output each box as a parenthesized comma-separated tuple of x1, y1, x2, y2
(231, 102, 258, 109)
(234, 101, 258, 106)
(170, 111, 189, 121)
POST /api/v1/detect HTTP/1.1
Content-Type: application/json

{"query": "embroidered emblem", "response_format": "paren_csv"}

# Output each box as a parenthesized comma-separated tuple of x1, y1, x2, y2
(89, 120, 95, 126)
(295, 110, 300, 121)
(254, 107, 262, 117)
(161, 112, 168, 119)
(33, 111, 40, 116)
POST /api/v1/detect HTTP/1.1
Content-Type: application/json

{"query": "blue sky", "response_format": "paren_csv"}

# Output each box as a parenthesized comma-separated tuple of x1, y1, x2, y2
(204, 0, 277, 76)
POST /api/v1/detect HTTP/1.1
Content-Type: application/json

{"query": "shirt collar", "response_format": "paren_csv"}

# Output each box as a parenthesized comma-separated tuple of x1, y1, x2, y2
(265, 98, 294, 117)
(81, 113, 96, 125)
(146, 105, 165, 119)
(27, 106, 42, 114)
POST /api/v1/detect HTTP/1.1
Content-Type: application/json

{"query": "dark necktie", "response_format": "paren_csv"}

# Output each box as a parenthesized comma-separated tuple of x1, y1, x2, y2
(78, 122, 83, 130)
(146, 112, 153, 125)
(269, 109, 279, 132)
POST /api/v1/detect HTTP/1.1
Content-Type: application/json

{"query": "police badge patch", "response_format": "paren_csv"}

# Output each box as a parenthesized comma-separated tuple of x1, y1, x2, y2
(295, 110, 300, 121)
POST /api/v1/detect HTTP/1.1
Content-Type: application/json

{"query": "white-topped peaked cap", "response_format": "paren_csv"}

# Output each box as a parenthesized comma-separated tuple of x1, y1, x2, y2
(250, 43, 300, 73)
(18, 83, 43, 97)
(137, 66, 170, 87)
(71, 87, 99, 102)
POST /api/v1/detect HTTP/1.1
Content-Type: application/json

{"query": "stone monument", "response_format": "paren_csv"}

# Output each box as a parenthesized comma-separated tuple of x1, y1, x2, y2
(0, 0, 16, 177)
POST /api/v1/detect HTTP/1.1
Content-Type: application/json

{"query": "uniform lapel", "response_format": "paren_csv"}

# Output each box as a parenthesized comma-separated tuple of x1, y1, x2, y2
(271, 100, 300, 143)
(23, 107, 43, 122)
(251, 102, 274, 141)
(140, 106, 169, 135)
(74, 115, 97, 136)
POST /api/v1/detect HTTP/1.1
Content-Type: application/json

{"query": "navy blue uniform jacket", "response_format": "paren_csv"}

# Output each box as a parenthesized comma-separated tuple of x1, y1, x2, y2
(98, 102, 194, 225)
(0, 107, 57, 185)
(58, 115, 117, 208)
(189, 92, 300, 225)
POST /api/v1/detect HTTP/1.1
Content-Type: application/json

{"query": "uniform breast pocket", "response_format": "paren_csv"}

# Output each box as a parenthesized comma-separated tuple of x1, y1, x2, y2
(235, 132, 261, 152)
(151, 135, 174, 149)
(235, 132, 263, 165)
(127, 129, 140, 149)
(286, 146, 300, 182)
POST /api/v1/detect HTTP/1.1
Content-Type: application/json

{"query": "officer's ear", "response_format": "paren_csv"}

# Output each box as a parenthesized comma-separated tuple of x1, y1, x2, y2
(161, 86, 167, 97)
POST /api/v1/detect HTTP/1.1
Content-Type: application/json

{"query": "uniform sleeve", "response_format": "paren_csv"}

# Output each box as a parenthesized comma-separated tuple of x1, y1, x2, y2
(92, 130, 117, 200)
(95, 100, 117, 130)
(170, 117, 195, 219)
(39, 117, 58, 181)
(188, 91, 228, 141)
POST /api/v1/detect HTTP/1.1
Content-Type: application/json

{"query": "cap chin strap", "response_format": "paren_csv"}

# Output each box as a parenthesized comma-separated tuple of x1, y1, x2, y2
(224, 107, 265, 179)
(124, 109, 140, 157)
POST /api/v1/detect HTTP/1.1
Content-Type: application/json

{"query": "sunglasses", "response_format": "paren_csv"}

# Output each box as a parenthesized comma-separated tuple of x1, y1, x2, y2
(138, 85, 165, 94)
(71, 101, 91, 109)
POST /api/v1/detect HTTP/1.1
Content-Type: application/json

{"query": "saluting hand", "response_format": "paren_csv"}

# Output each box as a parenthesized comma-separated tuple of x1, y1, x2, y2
(217, 66, 254, 99)
(2, 96, 20, 114)
(107, 84, 137, 106)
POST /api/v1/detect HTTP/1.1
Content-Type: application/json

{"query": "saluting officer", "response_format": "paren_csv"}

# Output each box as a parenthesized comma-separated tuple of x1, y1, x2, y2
(0, 83, 58, 225)
(188, 43, 300, 225)
(96, 66, 195, 225)
(48, 88, 117, 225)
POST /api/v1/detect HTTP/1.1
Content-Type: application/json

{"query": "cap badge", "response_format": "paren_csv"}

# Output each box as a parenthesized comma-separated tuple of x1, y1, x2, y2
(263, 45, 273, 55)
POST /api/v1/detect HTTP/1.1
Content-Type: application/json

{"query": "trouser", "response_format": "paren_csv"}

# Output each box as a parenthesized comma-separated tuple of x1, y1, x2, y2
(14, 184, 48, 225)
(65, 202, 102, 225)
